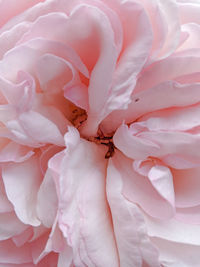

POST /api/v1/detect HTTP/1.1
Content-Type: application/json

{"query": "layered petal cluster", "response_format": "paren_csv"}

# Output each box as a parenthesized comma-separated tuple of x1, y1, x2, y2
(0, 0, 200, 266)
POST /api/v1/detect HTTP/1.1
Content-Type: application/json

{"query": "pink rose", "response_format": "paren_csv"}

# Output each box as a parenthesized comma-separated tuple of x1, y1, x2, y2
(0, 0, 200, 266)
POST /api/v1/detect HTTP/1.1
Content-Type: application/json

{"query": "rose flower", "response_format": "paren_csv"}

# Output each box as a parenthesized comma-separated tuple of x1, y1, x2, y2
(0, 0, 200, 266)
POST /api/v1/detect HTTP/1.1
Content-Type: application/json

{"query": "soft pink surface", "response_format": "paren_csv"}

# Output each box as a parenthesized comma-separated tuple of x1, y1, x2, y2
(0, 0, 200, 266)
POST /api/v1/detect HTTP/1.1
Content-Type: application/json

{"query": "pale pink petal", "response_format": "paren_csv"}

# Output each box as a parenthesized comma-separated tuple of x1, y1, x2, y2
(107, 157, 160, 267)
(162, 154, 200, 170)
(172, 167, 200, 208)
(102, 81, 200, 133)
(152, 0, 180, 59)
(33, 105, 70, 137)
(133, 0, 167, 59)
(111, 151, 175, 220)
(39, 145, 63, 175)
(16, 12, 69, 46)
(178, 1, 200, 25)
(144, 215, 200, 245)
(0, 39, 88, 82)
(0, 142, 34, 163)
(12, 227, 33, 247)
(18, 1, 123, 52)
(0, 45, 41, 82)
(151, 237, 200, 267)
(64, 83, 88, 111)
(35, 53, 88, 110)
(29, 225, 48, 243)
(5, 120, 41, 147)
(0, 21, 31, 59)
(0, 212, 28, 241)
(0, 0, 44, 28)
(133, 159, 154, 177)
(0, 72, 35, 107)
(175, 206, 200, 225)
(35, 53, 77, 92)
(0, 0, 58, 33)
(76, 5, 118, 136)
(135, 52, 200, 93)
(140, 105, 200, 132)
(105, 0, 153, 114)
(18, 110, 64, 146)
(112, 111, 200, 166)
(0, 264, 34, 267)
(0, 177, 13, 213)
(31, 218, 64, 264)
(27, 38, 89, 78)
(113, 124, 159, 160)
(57, 245, 73, 267)
(138, 131, 200, 163)
(2, 156, 42, 226)
(0, 71, 35, 124)
(178, 23, 200, 51)
(58, 127, 119, 266)
(148, 165, 175, 209)
(37, 169, 58, 228)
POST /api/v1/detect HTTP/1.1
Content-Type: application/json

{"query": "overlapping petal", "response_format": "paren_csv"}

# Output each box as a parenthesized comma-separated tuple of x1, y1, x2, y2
(57, 127, 118, 266)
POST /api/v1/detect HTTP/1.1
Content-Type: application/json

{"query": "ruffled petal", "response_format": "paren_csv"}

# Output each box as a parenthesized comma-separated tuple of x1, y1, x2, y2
(78, 4, 118, 136)
(113, 124, 159, 160)
(58, 127, 119, 266)
(102, 81, 200, 133)
(105, 0, 153, 111)
(175, 205, 200, 225)
(107, 156, 160, 267)
(152, 237, 200, 267)
(2, 156, 42, 226)
(0, 212, 28, 241)
(172, 167, 200, 208)
(144, 215, 200, 245)
(148, 165, 175, 209)
(0, 0, 43, 28)
(110, 151, 175, 220)
(37, 169, 58, 228)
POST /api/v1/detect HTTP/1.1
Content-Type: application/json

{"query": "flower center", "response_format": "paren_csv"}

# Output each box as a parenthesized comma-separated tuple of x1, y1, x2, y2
(70, 107, 115, 158)
(87, 130, 115, 159)
(70, 107, 87, 129)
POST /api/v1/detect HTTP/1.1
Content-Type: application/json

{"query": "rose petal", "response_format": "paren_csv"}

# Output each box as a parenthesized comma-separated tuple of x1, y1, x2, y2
(107, 157, 160, 267)
(12, 227, 33, 247)
(178, 1, 200, 25)
(0, 176, 13, 213)
(102, 81, 200, 133)
(37, 169, 58, 228)
(0, 212, 28, 241)
(0, 0, 44, 28)
(148, 165, 175, 208)
(2, 156, 42, 226)
(172, 167, 200, 208)
(113, 124, 159, 160)
(178, 23, 200, 51)
(111, 151, 175, 220)
(151, 237, 200, 267)
(58, 127, 119, 266)
(144, 215, 200, 245)
(57, 245, 73, 267)
(0, 142, 34, 163)
(79, 4, 118, 136)
(106, 0, 153, 112)
(18, 110, 64, 146)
